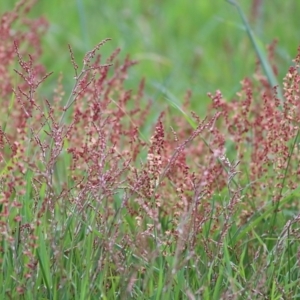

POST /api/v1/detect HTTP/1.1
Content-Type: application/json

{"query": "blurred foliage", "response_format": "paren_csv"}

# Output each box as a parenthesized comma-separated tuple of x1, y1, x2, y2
(1, 0, 300, 114)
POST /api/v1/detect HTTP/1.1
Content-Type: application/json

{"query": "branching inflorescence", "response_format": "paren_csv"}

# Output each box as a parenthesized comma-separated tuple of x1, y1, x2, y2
(1, 1, 300, 297)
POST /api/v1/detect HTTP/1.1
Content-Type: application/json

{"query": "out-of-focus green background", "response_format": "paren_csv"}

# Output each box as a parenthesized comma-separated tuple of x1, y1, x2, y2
(1, 1, 300, 114)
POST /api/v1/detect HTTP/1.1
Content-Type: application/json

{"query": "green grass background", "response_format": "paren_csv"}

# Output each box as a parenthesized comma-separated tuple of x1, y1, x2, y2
(1, 0, 300, 115)
(2, 2, 300, 298)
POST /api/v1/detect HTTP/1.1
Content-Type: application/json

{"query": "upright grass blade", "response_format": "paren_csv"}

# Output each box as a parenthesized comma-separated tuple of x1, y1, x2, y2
(0, 92, 16, 185)
(226, 0, 284, 104)
(36, 227, 53, 300)
(212, 262, 224, 300)
(1, 91, 15, 133)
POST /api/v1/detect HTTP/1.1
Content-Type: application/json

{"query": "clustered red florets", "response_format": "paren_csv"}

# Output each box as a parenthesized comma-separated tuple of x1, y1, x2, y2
(1, 1, 300, 296)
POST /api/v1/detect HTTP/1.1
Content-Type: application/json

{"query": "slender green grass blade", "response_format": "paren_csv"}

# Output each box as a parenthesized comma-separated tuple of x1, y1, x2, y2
(226, 0, 284, 103)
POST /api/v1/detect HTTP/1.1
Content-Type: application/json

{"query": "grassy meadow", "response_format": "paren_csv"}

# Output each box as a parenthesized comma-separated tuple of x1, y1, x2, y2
(2, 0, 300, 110)
(1, 0, 300, 299)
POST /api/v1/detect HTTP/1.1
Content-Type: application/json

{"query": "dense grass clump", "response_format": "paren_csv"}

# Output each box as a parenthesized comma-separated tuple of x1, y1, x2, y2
(1, 1, 300, 299)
